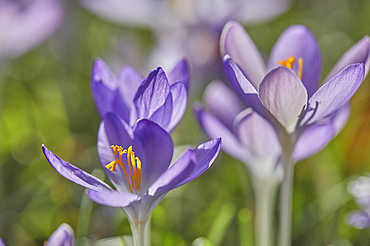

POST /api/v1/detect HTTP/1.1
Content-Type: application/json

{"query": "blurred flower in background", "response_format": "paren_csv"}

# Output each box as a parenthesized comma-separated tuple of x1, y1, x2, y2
(78, 0, 291, 80)
(348, 176, 370, 229)
(0, 0, 64, 63)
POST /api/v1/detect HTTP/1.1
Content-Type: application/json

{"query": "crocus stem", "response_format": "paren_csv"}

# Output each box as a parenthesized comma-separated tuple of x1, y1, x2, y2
(278, 135, 295, 246)
(130, 220, 150, 246)
(254, 179, 278, 246)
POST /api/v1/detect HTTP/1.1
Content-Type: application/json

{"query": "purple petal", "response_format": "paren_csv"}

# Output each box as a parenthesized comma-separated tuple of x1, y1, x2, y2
(91, 58, 117, 90)
(193, 103, 251, 163)
(174, 138, 222, 188)
(116, 65, 144, 107)
(326, 36, 370, 81)
(133, 119, 174, 192)
(148, 149, 196, 197)
(235, 109, 281, 159)
(168, 58, 190, 90)
(203, 80, 245, 130)
(133, 68, 172, 127)
(42, 145, 112, 191)
(0, 237, 4, 246)
(46, 223, 74, 246)
(267, 25, 322, 98)
(223, 55, 266, 117)
(259, 66, 307, 133)
(303, 64, 364, 125)
(87, 189, 140, 207)
(220, 21, 266, 88)
(167, 82, 187, 132)
(348, 211, 370, 229)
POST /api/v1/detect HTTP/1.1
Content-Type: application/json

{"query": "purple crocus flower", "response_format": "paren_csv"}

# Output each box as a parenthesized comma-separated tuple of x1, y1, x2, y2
(348, 176, 370, 229)
(43, 115, 221, 245)
(0, 223, 74, 246)
(91, 58, 189, 133)
(0, 0, 64, 61)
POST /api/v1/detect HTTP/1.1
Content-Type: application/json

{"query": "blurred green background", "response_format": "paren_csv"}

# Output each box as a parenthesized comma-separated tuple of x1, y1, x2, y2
(1, 0, 370, 245)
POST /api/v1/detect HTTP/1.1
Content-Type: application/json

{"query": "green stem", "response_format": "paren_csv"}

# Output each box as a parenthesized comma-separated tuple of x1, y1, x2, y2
(130, 219, 150, 246)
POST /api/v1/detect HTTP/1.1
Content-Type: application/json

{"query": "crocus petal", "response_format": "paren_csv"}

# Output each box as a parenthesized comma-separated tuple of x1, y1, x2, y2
(174, 138, 222, 188)
(117, 66, 144, 107)
(148, 93, 173, 131)
(203, 80, 245, 130)
(91, 58, 117, 90)
(133, 119, 174, 191)
(46, 223, 74, 246)
(168, 59, 190, 90)
(87, 189, 140, 207)
(223, 55, 266, 117)
(326, 36, 370, 81)
(348, 211, 370, 229)
(167, 82, 187, 132)
(220, 21, 266, 88)
(42, 145, 112, 191)
(303, 63, 364, 125)
(193, 103, 251, 163)
(148, 149, 196, 197)
(235, 109, 281, 159)
(133, 67, 172, 126)
(267, 25, 322, 98)
(0, 237, 4, 246)
(258, 66, 308, 133)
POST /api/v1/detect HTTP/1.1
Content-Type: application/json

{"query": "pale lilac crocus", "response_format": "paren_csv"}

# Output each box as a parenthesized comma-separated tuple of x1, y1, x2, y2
(0, 223, 74, 246)
(0, 0, 64, 61)
(221, 21, 369, 246)
(91, 58, 189, 133)
(348, 175, 370, 229)
(43, 114, 221, 246)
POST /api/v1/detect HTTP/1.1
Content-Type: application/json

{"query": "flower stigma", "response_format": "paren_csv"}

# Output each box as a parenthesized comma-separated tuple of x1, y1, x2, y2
(278, 56, 303, 80)
(106, 145, 142, 193)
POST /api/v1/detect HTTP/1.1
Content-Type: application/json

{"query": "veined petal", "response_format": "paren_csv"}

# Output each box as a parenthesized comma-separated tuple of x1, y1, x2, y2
(220, 21, 266, 88)
(117, 65, 144, 107)
(168, 58, 190, 90)
(148, 149, 196, 197)
(42, 145, 112, 191)
(223, 55, 266, 117)
(174, 138, 222, 188)
(267, 25, 322, 98)
(167, 82, 187, 132)
(235, 109, 281, 159)
(258, 66, 307, 133)
(149, 93, 173, 131)
(134, 119, 174, 192)
(46, 223, 74, 246)
(193, 103, 250, 163)
(203, 80, 245, 130)
(87, 189, 140, 207)
(303, 64, 364, 125)
(326, 36, 370, 81)
(133, 67, 172, 124)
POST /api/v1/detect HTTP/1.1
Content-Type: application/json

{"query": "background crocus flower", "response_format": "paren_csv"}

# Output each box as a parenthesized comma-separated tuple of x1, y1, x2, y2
(221, 22, 369, 246)
(0, 223, 74, 246)
(43, 115, 221, 246)
(0, 0, 64, 61)
(348, 175, 370, 229)
(91, 58, 189, 133)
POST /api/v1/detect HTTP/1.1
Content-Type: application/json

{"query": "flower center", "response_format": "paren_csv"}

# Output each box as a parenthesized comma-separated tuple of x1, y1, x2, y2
(106, 145, 141, 193)
(278, 56, 303, 80)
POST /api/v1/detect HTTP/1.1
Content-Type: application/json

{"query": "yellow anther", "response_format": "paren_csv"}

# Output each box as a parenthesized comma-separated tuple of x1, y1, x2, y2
(106, 145, 142, 193)
(278, 56, 303, 80)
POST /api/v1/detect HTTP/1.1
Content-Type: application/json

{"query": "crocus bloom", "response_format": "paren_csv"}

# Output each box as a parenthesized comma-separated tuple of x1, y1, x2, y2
(348, 175, 370, 229)
(221, 22, 369, 156)
(0, 223, 74, 246)
(43, 115, 221, 244)
(0, 0, 64, 61)
(91, 58, 189, 133)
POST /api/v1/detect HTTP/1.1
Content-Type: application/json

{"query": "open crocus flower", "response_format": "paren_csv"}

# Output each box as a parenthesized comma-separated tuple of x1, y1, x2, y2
(43, 115, 221, 245)
(348, 175, 370, 229)
(91, 58, 189, 133)
(0, 223, 74, 246)
(221, 21, 369, 156)
(0, 0, 64, 61)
